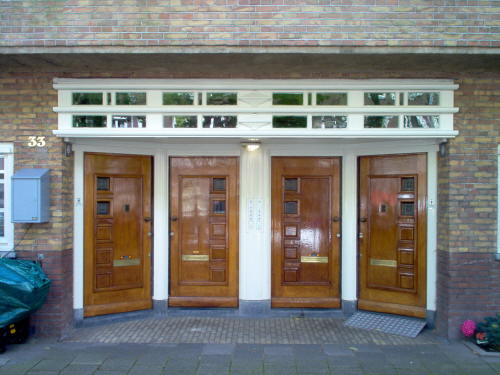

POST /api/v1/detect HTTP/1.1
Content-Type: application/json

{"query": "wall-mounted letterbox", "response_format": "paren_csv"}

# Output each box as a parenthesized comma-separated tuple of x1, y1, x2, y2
(11, 168, 50, 223)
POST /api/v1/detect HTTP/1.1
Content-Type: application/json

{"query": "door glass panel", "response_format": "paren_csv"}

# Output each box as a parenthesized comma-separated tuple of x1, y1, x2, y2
(284, 201, 298, 215)
(96, 177, 110, 191)
(207, 92, 237, 105)
(0, 183, 3, 208)
(0, 212, 4, 237)
(408, 92, 439, 105)
(273, 116, 307, 128)
(273, 93, 303, 105)
(400, 202, 415, 216)
(72, 92, 103, 105)
(364, 116, 398, 128)
(115, 92, 146, 105)
(73, 115, 107, 128)
(163, 92, 195, 105)
(97, 201, 110, 215)
(316, 93, 347, 105)
(403, 115, 439, 128)
(312, 116, 347, 128)
(401, 177, 415, 192)
(212, 200, 226, 214)
(213, 178, 226, 192)
(163, 116, 198, 128)
(284, 178, 298, 192)
(112, 115, 146, 128)
(364, 92, 396, 105)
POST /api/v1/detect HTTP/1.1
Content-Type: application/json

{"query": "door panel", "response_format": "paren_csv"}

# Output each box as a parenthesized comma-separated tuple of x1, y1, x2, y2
(358, 153, 426, 318)
(272, 157, 341, 308)
(84, 153, 152, 317)
(169, 157, 238, 307)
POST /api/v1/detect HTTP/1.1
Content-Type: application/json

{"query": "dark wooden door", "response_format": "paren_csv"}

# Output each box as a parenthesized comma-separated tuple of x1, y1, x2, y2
(271, 157, 341, 308)
(169, 157, 239, 307)
(84, 153, 152, 317)
(358, 153, 427, 318)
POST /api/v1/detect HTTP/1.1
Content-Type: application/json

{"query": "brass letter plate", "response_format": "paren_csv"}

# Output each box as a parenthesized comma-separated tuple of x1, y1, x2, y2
(113, 259, 141, 267)
(300, 256, 328, 263)
(370, 258, 397, 268)
(182, 254, 209, 262)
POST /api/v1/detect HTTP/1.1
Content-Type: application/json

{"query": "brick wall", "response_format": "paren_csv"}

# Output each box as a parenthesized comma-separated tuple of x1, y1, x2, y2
(1, 56, 498, 338)
(1, 1, 499, 48)
(0, 74, 74, 337)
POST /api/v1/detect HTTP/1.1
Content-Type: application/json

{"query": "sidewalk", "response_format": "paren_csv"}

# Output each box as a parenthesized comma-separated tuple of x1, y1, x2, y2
(0, 316, 499, 375)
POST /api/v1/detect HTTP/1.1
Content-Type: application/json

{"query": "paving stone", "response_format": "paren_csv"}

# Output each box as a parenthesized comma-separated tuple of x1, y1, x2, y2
(457, 364, 499, 375)
(0, 358, 10, 366)
(328, 367, 362, 375)
(99, 357, 136, 371)
(72, 352, 108, 365)
(202, 344, 236, 355)
(327, 356, 359, 367)
(323, 344, 355, 357)
(0, 361, 40, 375)
(25, 371, 59, 375)
(264, 346, 294, 357)
(59, 364, 99, 375)
(31, 359, 70, 372)
(359, 364, 398, 375)
(93, 371, 124, 375)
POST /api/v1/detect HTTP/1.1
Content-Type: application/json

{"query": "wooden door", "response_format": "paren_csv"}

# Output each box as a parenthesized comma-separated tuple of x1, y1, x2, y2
(358, 153, 427, 318)
(84, 153, 152, 317)
(271, 157, 341, 308)
(169, 157, 239, 307)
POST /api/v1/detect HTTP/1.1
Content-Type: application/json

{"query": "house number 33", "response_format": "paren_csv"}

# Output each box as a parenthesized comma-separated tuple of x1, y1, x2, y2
(27, 136, 46, 147)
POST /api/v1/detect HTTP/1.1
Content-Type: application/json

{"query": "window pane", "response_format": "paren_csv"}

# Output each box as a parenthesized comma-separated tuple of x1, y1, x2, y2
(284, 201, 298, 215)
(97, 177, 110, 191)
(316, 93, 347, 105)
(408, 92, 439, 106)
(115, 92, 147, 105)
(213, 200, 226, 214)
(364, 116, 399, 128)
(72, 93, 103, 105)
(312, 116, 347, 128)
(403, 115, 439, 128)
(207, 93, 237, 105)
(364, 93, 396, 105)
(163, 92, 194, 105)
(273, 116, 307, 128)
(0, 157, 3, 170)
(73, 115, 107, 128)
(213, 178, 226, 191)
(164, 116, 198, 128)
(0, 183, 3, 208)
(401, 177, 415, 192)
(202, 116, 237, 128)
(401, 202, 415, 216)
(284, 178, 298, 192)
(97, 201, 110, 215)
(0, 212, 4, 237)
(273, 93, 303, 105)
(111, 115, 146, 128)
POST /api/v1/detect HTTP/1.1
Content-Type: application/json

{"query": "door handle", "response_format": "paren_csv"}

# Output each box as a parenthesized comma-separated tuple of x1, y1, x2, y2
(359, 217, 367, 223)
(358, 233, 364, 239)
(147, 232, 153, 237)
(170, 232, 174, 237)
(336, 233, 341, 238)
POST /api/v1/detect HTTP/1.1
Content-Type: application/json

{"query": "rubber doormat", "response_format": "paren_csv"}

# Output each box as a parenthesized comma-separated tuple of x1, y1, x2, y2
(344, 311, 426, 338)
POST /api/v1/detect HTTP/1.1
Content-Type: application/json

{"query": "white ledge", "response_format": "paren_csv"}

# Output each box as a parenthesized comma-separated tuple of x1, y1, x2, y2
(53, 128, 458, 139)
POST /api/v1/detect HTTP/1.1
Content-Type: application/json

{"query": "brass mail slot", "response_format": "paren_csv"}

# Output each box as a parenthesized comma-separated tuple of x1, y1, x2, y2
(113, 259, 141, 267)
(370, 258, 397, 268)
(182, 254, 209, 262)
(300, 256, 328, 263)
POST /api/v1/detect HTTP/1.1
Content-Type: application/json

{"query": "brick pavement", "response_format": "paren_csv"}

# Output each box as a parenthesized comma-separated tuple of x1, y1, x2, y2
(0, 316, 499, 375)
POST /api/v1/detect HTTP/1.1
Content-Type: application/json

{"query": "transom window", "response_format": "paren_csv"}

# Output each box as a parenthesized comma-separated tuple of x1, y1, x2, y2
(53, 79, 458, 137)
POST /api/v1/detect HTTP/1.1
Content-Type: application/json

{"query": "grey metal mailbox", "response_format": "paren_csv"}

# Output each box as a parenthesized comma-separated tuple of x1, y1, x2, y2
(11, 169, 50, 223)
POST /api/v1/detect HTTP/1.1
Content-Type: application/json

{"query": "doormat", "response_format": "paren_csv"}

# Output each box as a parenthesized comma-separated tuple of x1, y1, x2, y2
(344, 311, 426, 338)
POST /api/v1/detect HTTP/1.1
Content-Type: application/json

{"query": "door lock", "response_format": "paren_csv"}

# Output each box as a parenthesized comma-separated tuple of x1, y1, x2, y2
(358, 233, 364, 239)
(170, 232, 175, 237)
(147, 232, 153, 237)
(336, 233, 341, 238)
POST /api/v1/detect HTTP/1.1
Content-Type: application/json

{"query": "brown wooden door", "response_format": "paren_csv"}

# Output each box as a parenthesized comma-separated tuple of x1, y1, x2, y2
(358, 153, 427, 318)
(271, 157, 341, 308)
(169, 157, 239, 307)
(84, 153, 152, 317)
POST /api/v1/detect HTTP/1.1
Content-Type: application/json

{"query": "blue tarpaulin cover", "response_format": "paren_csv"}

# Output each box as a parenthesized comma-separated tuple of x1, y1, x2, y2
(0, 259, 50, 329)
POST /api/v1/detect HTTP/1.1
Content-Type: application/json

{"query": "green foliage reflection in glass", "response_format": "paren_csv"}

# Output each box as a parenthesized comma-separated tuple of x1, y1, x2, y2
(115, 92, 147, 105)
(403, 115, 439, 128)
(364, 93, 396, 105)
(72, 93, 103, 105)
(316, 93, 347, 105)
(73, 115, 107, 127)
(163, 92, 194, 105)
(273, 93, 303, 105)
(202, 116, 237, 128)
(207, 93, 237, 105)
(273, 116, 307, 128)
(164, 116, 198, 128)
(408, 92, 439, 106)
(364, 116, 398, 128)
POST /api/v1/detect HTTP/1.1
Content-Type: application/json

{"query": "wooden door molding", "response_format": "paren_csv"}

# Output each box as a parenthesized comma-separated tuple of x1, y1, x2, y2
(358, 153, 427, 318)
(84, 153, 152, 317)
(271, 157, 341, 308)
(169, 157, 239, 307)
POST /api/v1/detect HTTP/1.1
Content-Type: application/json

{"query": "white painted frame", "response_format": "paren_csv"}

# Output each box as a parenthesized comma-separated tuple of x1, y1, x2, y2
(72, 139, 438, 314)
(0, 143, 14, 253)
(497, 145, 500, 259)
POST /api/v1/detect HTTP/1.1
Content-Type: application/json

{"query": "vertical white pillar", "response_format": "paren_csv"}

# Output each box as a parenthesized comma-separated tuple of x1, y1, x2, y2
(153, 150, 169, 302)
(239, 146, 271, 300)
(427, 151, 438, 311)
(73, 149, 84, 311)
(341, 153, 358, 305)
